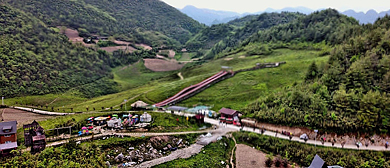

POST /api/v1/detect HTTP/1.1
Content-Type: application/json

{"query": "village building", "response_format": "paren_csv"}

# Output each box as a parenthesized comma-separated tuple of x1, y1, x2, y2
(23, 120, 46, 153)
(219, 108, 241, 125)
(0, 121, 18, 155)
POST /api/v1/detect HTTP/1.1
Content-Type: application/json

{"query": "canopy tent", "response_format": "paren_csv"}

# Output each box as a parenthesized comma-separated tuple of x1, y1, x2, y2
(140, 112, 152, 123)
(187, 106, 211, 113)
(107, 117, 122, 128)
(167, 106, 188, 111)
(131, 101, 149, 108)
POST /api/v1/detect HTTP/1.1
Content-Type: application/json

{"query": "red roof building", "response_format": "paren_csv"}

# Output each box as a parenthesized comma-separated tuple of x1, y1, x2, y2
(219, 108, 239, 118)
(0, 121, 18, 155)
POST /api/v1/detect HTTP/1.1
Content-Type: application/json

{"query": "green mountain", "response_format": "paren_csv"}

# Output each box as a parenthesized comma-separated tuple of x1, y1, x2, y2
(5, 0, 204, 47)
(0, 4, 152, 98)
(184, 14, 266, 51)
(243, 9, 360, 45)
(185, 24, 235, 50)
(244, 15, 390, 134)
(227, 15, 259, 28)
(205, 12, 303, 59)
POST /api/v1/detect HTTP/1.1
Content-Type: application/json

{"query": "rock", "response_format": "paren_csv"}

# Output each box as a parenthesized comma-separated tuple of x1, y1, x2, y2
(115, 153, 124, 162)
(129, 147, 134, 150)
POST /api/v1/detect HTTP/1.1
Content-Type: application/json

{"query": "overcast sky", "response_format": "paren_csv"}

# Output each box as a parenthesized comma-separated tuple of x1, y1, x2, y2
(161, 0, 390, 13)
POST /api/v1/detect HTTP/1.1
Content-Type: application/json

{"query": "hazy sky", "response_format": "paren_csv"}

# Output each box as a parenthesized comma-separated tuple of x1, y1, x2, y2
(161, 0, 390, 13)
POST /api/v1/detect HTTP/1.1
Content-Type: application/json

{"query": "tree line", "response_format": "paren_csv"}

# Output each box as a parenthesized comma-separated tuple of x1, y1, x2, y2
(244, 15, 390, 134)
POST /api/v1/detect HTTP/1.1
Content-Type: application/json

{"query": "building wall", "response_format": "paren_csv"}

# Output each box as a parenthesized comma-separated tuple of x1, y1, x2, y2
(0, 134, 16, 144)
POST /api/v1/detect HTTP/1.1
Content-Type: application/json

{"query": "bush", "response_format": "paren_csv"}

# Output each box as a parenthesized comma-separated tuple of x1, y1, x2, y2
(275, 157, 282, 167)
(265, 154, 274, 167)
(282, 158, 289, 168)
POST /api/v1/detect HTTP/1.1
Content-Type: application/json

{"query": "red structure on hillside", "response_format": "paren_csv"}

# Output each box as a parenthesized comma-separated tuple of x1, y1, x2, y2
(154, 70, 233, 107)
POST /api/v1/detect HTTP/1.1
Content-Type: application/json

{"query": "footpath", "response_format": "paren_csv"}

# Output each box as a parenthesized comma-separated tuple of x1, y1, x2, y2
(14, 106, 74, 115)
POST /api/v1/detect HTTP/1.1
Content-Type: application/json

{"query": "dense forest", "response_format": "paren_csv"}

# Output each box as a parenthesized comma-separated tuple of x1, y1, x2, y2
(4, 0, 204, 46)
(185, 24, 235, 50)
(184, 14, 270, 51)
(204, 12, 303, 59)
(0, 5, 155, 98)
(242, 9, 360, 45)
(244, 15, 390, 134)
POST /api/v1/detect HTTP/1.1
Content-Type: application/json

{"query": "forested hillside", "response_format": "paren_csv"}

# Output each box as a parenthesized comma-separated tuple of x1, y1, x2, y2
(243, 9, 360, 45)
(5, 0, 204, 46)
(0, 5, 153, 98)
(185, 24, 235, 50)
(205, 12, 303, 59)
(185, 14, 262, 51)
(244, 15, 390, 134)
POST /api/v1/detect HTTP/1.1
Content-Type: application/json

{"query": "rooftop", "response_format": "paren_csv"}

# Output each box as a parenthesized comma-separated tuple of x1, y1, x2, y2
(0, 121, 17, 135)
(219, 108, 239, 116)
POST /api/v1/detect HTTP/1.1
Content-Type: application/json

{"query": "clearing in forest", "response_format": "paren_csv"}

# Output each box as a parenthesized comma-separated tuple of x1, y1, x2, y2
(144, 59, 185, 72)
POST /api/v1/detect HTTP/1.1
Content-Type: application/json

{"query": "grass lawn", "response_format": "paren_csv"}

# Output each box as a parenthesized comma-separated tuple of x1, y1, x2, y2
(112, 61, 177, 91)
(5, 49, 329, 114)
(146, 49, 329, 111)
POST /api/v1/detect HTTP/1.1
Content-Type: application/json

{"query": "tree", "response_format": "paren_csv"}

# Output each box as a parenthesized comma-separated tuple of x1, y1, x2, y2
(305, 61, 318, 81)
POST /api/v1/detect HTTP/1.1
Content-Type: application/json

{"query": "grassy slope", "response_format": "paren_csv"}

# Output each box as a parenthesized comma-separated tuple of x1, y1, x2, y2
(5, 48, 328, 113)
(112, 61, 176, 91)
(146, 48, 329, 111)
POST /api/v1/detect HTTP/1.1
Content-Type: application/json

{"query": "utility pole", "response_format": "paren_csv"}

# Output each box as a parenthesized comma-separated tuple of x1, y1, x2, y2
(124, 99, 127, 112)
(314, 129, 318, 148)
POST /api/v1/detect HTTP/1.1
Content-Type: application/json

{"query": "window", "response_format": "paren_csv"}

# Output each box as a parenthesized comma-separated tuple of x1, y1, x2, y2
(5, 141, 12, 144)
(3, 129, 10, 133)
(4, 134, 11, 137)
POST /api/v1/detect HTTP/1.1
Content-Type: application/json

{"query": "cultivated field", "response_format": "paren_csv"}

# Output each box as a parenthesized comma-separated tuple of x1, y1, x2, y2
(144, 59, 185, 72)
(1, 108, 55, 127)
(136, 43, 153, 50)
(62, 28, 94, 47)
(99, 46, 137, 53)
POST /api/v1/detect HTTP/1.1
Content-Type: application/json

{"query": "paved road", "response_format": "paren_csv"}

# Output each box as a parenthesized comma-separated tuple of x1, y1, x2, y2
(204, 118, 390, 151)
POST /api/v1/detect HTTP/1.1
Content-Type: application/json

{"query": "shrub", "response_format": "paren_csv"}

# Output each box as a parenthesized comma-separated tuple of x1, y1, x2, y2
(265, 154, 274, 167)
(275, 157, 282, 167)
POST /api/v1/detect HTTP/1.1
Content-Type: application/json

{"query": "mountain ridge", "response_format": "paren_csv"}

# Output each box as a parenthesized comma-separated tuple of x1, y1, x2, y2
(180, 5, 390, 25)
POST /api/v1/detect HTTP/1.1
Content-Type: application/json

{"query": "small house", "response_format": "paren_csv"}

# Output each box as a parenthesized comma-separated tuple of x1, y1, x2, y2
(23, 120, 46, 153)
(0, 121, 18, 155)
(219, 108, 240, 124)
